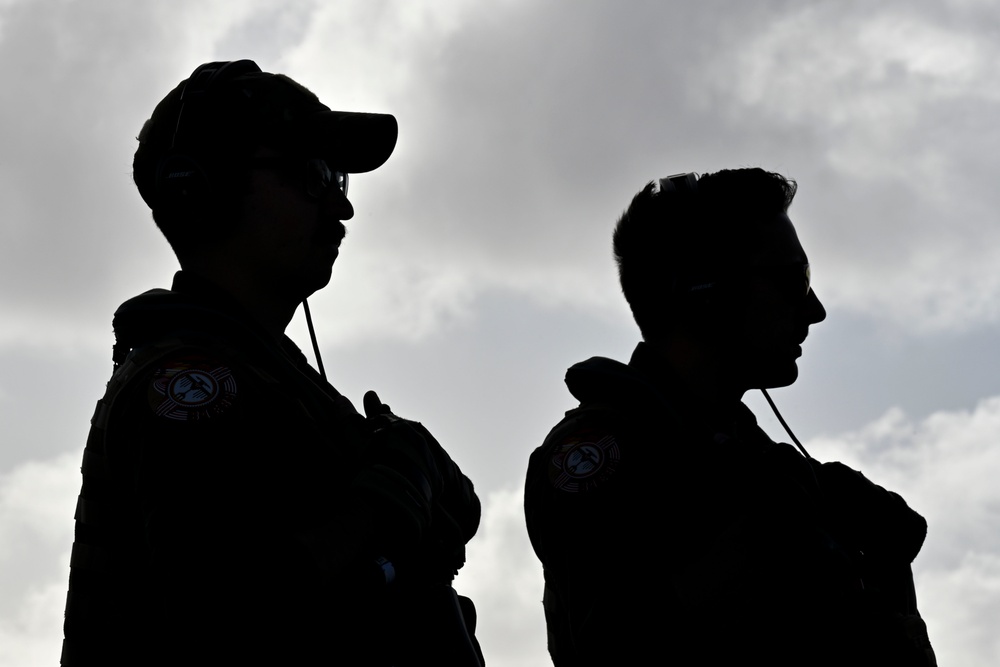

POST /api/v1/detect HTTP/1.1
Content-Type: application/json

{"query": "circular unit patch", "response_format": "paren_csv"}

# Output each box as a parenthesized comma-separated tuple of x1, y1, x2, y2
(547, 426, 621, 493)
(148, 355, 238, 421)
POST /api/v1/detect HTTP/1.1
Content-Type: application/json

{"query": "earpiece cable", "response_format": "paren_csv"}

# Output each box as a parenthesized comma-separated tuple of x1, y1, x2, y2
(761, 388, 811, 459)
(302, 299, 326, 381)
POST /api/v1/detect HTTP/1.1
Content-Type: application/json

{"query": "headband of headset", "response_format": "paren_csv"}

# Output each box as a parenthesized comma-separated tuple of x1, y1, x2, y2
(655, 172, 699, 196)
(154, 60, 263, 207)
(652, 172, 723, 299)
(170, 60, 262, 151)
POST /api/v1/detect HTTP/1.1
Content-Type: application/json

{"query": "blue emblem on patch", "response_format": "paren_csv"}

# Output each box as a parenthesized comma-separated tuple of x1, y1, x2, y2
(148, 355, 238, 421)
(548, 428, 621, 492)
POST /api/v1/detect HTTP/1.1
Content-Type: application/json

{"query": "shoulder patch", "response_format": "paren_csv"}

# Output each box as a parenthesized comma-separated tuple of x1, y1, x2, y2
(547, 424, 621, 493)
(147, 354, 238, 421)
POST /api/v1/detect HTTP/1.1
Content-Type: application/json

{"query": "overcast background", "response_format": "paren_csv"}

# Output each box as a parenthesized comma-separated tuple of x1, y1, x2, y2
(2, 0, 999, 664)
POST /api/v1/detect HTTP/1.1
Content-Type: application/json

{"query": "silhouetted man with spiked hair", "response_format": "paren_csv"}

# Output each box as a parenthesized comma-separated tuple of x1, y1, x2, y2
(525, 169, 935, 666)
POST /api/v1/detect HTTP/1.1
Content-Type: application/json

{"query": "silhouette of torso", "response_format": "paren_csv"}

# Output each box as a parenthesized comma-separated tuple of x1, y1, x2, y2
(525, 342, 935, 666)
(63, 271, 386, 666)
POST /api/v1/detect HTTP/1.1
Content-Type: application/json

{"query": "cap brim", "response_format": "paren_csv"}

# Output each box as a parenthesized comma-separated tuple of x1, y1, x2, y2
(311, 111, 398, 174)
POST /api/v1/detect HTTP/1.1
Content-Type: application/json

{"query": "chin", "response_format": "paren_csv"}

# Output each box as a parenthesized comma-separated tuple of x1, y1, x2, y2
(745, 359, 800, 391)
(294, 278, 331, 303)
(764, 364, 800, 389)
(307, 266, 335, 293)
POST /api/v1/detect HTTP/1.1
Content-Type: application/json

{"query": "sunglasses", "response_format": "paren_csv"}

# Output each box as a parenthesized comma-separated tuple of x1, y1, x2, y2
(748, 263, 812, 298)
(249, 157, 348, 200)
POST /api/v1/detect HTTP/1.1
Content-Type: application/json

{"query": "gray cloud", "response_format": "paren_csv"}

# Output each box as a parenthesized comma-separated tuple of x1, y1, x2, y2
(292, 0, 1000, 336)
(8, 0, 1000, 345)
(3, 1, 1000, 665)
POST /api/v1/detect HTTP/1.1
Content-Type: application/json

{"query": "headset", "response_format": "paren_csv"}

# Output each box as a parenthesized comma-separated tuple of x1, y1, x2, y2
(147, 60, 334, 380)
(654, 171, 700, 197)
(154, 60, 262, 207)
(654, 171, 811, 458)
(653, 172, 728, 303)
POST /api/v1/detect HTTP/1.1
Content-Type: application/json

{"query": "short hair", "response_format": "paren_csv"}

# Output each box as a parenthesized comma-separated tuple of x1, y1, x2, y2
(612, 167, 797, 341)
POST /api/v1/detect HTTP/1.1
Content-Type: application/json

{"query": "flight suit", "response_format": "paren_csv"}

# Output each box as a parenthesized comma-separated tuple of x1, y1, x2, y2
(525, 342, 935, 666)
(64, 271, 481, 666)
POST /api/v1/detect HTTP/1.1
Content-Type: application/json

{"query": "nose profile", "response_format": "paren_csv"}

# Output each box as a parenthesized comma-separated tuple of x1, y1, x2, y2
(328, 191, 354, 221)
(340, 197, 355, 221)
(804, 288, 826, 324)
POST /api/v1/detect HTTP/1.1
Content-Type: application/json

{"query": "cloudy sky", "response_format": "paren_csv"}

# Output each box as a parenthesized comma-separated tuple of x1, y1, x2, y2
(2, 0, 999, 664)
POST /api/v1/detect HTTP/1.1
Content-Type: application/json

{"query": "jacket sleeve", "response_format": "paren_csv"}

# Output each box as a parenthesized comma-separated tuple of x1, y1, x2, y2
(812, 461, 936, 664)
(524, 409, 660, 666)
(813, 461, 928, 566)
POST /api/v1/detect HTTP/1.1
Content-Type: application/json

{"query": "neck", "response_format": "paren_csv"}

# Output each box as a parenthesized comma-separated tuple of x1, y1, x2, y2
(180, 259, 300, 341)
(649, 335, 748, 408)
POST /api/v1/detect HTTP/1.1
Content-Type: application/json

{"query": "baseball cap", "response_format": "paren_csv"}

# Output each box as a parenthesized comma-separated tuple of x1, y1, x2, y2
(133, 60, 398, 209)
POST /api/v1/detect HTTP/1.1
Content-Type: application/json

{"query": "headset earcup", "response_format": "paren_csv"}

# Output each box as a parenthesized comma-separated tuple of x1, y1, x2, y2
(677, 279, 738, 341)
(155, 153, 212, 207)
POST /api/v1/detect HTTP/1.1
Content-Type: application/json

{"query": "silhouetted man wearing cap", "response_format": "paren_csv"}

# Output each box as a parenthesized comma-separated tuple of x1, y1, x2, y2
(524, 169, 935, 666)
(63, 60, 483, 667)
